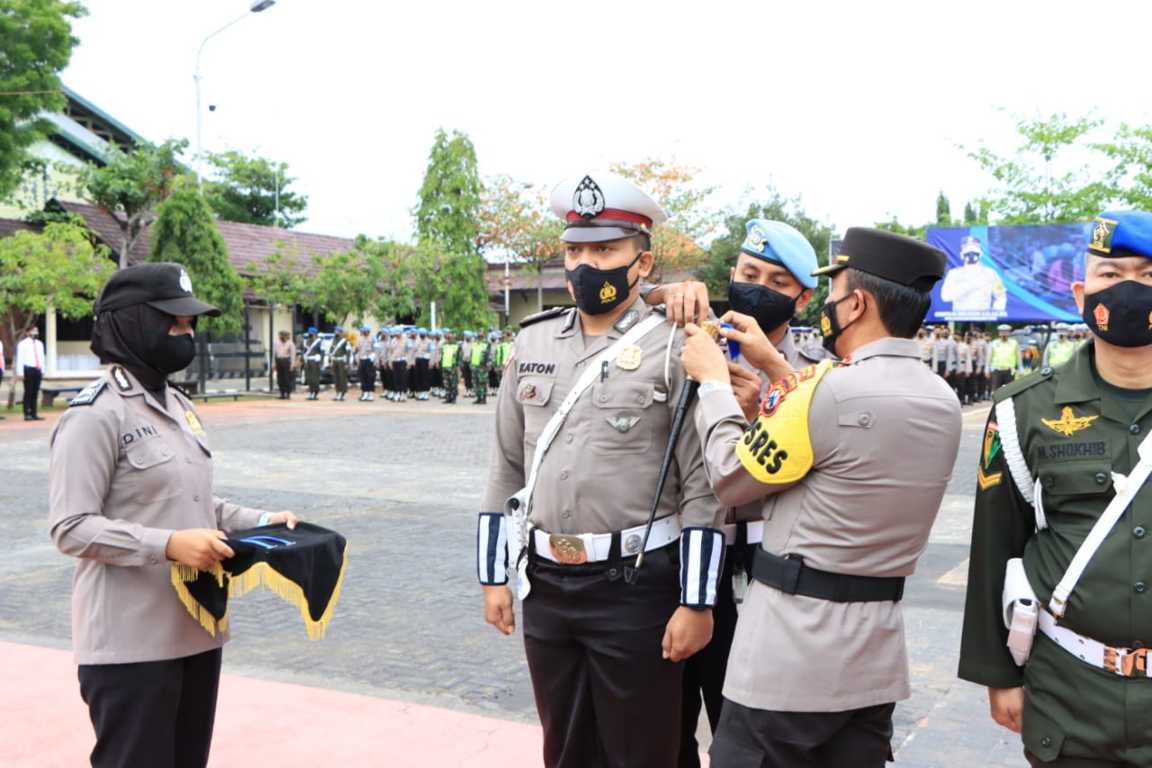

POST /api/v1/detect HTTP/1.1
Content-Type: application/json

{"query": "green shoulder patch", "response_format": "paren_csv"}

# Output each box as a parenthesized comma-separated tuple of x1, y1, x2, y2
(69, 379, 107, 407)
(519, 307, 569, 330)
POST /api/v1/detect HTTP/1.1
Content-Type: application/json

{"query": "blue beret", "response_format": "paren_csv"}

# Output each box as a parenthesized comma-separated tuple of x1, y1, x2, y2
(306, 326, 318, 334)
(1089, 211, 1152, 259)
(739, 219, 818, 289)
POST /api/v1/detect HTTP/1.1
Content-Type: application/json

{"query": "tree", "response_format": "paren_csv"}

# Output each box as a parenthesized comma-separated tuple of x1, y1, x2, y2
(85, 139, 187, 268)
(478, 175, 563, 312)
(149, 181, 243, 334)
(0, 0, 84, 200)
(610, 159, 717, 277)
(875, 218, 927, 238)
(0, 221, 113, 407)
(698, 193, 834, 326)
(304, 246, 382, 328)
(962, 201, 981, 225)
(204, 150, 308, 228)
(935, 191, 952, 226)
(1097, 124, 1152, 211)
(966, 113, 1115, 224)
(413, 129, 490, 328)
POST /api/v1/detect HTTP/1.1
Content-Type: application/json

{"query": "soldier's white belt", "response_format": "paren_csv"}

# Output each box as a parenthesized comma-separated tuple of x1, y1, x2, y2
(533, 516, 681, 565)
(1038, 609, 1152, 678)
(722, 520, 764, 546)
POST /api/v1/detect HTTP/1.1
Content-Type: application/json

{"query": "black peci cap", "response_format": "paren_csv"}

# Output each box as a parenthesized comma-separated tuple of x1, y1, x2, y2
(94, 263, 221, 317)
(812, 227, 947, 291)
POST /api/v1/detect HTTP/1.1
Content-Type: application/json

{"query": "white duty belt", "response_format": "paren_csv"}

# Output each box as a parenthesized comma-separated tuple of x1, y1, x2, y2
(1039, 609, 1152, 678)
(722, 520, 764, 546)
(506, 314, 670, 599)
(533, 516, 681, 565)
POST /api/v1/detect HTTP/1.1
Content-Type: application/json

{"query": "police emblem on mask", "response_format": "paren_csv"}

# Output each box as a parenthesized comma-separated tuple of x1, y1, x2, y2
(820, 313, 832, 335)
(600, 281, 617, 304)
(179, 269, 193, 294)
(573, 175, 605, 219)
(1094, 302, 1110, 332)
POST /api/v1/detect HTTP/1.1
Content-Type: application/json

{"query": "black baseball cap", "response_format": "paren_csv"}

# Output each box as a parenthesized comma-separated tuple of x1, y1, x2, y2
(94, 263, 221, 317)
(812, 227, 947, 291)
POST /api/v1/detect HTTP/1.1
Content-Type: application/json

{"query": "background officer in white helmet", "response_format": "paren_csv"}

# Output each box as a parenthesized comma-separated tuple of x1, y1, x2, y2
(478, 171, 724, 768)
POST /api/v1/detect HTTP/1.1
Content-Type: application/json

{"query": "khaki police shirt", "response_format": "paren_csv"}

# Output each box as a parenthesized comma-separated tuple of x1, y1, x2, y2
(482, 298, 722, 535)
(355, 335, 375, 362)
(48, 366, 266, 664)
(695, 338, 962, 711)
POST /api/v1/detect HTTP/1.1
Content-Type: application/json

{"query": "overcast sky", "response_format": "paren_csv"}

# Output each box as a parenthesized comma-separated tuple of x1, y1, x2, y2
(62, 0, 1152, 244)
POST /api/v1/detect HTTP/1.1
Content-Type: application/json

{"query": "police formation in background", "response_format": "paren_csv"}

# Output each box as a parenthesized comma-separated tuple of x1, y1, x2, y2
(648, 218, 825, 766)
(47, 263, 300, 768)
(681, 227, 962, 766)
(960, 211, 1152, 766)
(478, 172, 724, 767)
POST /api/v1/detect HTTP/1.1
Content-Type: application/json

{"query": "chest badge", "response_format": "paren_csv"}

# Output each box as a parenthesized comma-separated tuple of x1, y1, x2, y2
(1042, 406, 1099, 438)
(184, 410, 206, 436)
(606, 415, 641, 433)
(615, 345, 643, 371)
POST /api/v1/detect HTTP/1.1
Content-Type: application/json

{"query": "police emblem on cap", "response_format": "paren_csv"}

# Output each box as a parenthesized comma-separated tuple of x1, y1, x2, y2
(744, 224, 767, 252)
(573, 175, 605, 219)
(1090, 217, 1117, 253)
(179, 269, 193, 294)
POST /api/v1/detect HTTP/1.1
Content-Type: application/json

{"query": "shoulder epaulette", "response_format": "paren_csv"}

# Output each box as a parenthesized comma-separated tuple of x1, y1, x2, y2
(519, 306, 569, 330)
(69, 378, 107, 407)
(993, 367, 1055, 403)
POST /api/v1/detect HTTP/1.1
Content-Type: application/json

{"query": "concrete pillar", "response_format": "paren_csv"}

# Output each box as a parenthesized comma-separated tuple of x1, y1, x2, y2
(45, 307, 58, 377)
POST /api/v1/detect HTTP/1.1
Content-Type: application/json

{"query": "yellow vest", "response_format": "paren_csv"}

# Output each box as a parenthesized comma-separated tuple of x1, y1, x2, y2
(990, 339, 1019, 370)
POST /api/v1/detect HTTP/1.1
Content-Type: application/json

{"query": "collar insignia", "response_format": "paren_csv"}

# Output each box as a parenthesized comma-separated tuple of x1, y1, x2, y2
(1090, 217, 1117, 253)
(112, 366, 132, 391)
(1042, 406, 1099, 438)
(185, 409, 205, 436)
(573, 175, 605, 219)
(606, 415, 641, 433)
(613, 310, 639, 334)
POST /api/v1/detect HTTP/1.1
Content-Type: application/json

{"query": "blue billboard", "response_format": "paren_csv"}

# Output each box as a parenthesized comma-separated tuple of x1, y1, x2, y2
(925, 223, 1090, 323)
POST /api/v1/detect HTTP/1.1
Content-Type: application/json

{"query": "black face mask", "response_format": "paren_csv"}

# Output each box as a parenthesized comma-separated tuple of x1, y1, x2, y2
(1082, 280, 1152, 348)
(819, 293, 860, 356)
(152, 333, 197, 373)
(566, 253, 641, 316)
(728, 282, 798, 334)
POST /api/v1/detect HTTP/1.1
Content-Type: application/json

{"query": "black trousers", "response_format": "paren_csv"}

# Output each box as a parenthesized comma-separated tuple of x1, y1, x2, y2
(523, 542, 684, 768)
(710, 698, 895, 768)
(415, 358, 430, 391)
(78, 648, 222, 768)
(991, 369, 1014, 392)
(680, 546, 741, 767)
(392, 361, 408, 394)
(275, 357, 292, 396)
(359, 359, 376, 392)
(22, 365, 42, 417)
(462, 363, 473, 391)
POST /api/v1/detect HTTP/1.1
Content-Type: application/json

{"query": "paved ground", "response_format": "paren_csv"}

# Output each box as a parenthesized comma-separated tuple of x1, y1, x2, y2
(0, 391, 1027, 766)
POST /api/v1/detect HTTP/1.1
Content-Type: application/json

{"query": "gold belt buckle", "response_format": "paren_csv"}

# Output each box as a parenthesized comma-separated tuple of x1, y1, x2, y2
(549, 534, 588, 565)
(1105, 646, 1148, 677)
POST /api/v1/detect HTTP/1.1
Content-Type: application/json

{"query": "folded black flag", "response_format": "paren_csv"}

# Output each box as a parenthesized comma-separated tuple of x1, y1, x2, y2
(170, 522, 347, 640)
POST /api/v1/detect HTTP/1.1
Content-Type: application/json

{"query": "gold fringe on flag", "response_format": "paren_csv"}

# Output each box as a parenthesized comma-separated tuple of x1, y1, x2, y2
(168, 551, 348, 641)
(169, 564, 230, 638)
(225, 550, 348, 640)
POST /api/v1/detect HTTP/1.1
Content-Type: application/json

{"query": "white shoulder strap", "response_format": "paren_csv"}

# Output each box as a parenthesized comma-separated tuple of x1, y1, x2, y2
(995, 398, 1036, 509)
(1050, 432, 1152, 618)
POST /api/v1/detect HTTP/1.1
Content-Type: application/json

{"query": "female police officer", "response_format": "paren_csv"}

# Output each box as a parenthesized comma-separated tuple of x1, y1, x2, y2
(48, 263, 299, 768)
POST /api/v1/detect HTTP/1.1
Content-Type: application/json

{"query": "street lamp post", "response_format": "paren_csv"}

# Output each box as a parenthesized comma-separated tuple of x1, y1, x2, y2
(193, 1, 276, 188)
